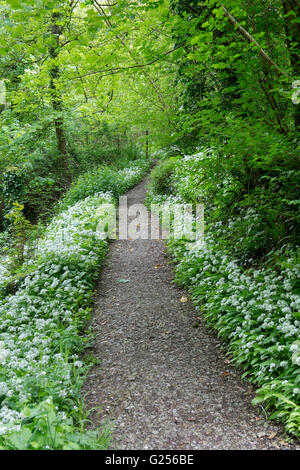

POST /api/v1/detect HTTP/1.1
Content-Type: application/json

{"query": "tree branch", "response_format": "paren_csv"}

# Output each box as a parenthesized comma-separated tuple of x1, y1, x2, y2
(63, 45, 183, 82)
(221, 4, 290, 78)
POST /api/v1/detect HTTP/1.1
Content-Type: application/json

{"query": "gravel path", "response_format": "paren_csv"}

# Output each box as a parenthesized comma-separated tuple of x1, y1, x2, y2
(83, 179, 299, 450)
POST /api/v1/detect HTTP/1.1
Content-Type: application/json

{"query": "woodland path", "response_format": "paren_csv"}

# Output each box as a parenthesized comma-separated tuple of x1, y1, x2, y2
(83, 178, 298, 450)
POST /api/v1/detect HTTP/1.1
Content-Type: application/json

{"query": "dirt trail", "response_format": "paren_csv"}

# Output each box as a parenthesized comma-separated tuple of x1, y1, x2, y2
(83, 179, 298, 450)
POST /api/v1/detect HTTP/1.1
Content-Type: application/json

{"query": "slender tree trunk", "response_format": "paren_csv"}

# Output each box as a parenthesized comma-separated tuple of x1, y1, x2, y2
(259, 66, 288, 135)
(145, 129, 149, 159)
(282, 1, 300, 130)
(49, 12, 70, 185)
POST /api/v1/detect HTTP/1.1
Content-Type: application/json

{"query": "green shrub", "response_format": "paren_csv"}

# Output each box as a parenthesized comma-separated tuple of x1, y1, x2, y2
(58, 166, 123, 211)
(58, 159, 151, 212)
(23, 176, 62, 224)
(154, 139, 300, 263)
(5, 202, 32, 272)
(1, 167, 25, 228)
(148, 158, 178, 196)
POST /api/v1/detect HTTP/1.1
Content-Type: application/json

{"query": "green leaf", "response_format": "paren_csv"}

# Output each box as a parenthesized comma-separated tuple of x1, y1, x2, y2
(6, 428, 32, 450)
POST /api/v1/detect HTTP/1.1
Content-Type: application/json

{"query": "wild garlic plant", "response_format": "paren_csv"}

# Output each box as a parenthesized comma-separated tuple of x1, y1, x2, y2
(0, 159, 150, 449)
(147, 150, 300, 438)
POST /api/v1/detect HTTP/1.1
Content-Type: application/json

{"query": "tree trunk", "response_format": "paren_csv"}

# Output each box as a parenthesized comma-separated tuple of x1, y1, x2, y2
(145, 130, 149, 159)
(49, 12, 70, 185)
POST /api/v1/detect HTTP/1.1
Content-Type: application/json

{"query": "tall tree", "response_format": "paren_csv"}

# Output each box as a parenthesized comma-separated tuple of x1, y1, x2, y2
(49, 9, 69, 184)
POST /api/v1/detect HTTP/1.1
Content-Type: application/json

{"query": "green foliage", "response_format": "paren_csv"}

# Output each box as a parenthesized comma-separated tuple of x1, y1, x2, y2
(59, 166, 122, 209)
(1, 0, 299, 447)
(150, 134, 299, 263)
(23, 176, 61, 223)
(0, 0, 174, 206)
(148, 158, 178, 196)
(170, 0, 299, 142)
(169, 235, 300, 438)
(68, 122, 144, 173)
(1, 167, 24, 229)
(0, 154, 149, 449)
(5, 202, 32, 272)
(148, 146, 300, 438)
(1, 399, 111, 450)
(58, 158, 151, 212)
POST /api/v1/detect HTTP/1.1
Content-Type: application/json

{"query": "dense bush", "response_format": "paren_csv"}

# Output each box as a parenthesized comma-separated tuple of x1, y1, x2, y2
(0, 119, 145, 229)
(148, 158, 178, 196)
(152, 137, 299, 264)
(67, 121, 142, 173)
(58, 158, 151, 212)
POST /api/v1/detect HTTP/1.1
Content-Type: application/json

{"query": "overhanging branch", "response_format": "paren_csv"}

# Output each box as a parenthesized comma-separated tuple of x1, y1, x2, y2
(221, 4, 290, 78)
(62, 45, 183, 82)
